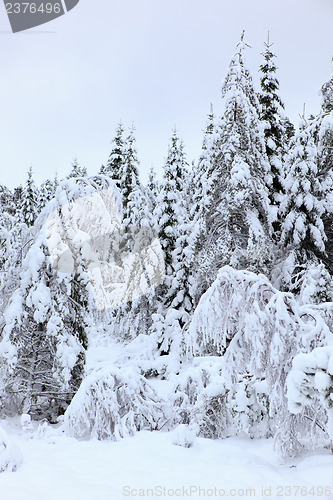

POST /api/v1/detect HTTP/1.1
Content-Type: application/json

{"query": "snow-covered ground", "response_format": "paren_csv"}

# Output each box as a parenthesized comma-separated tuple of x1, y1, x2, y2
(0, 419, 333, 500)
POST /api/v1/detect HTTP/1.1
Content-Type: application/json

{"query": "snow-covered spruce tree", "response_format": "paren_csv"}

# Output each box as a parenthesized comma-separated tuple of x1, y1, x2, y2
(0, 210, 23, 317)
(190, 105, 221, 304)
(100, 122, 127, 183)
(258, 35, 294, 231)
(196, 34, 272, 295)
(147, 166, 159, 207)
(151, 129, 193, 370)
(191, 104, 216, 219)
(287, 346, 333, 451)
(279, 118, 328, 301)
(0, 185, 14, 216)
(66, 157, 87, 179)
(2, 172, 38, 308)
(0, 179, 112, 422)
(310, 69, 333, 275)
(121, 126, 141, 215)
(0, 241, 88, 422)
(18, 166, 39, 228)
(101, 124, 141, 219)
(287, 345, 333, 450)
(38, 175, 58, 211)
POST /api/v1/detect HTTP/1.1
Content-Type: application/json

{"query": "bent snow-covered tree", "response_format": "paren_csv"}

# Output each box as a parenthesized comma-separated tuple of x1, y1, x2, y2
(64, 366, 168, 441)
(0, 176, 123, 421)
(189, 266, 331, 456)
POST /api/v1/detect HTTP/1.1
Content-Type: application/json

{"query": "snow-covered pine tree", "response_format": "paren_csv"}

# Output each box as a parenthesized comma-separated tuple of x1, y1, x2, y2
(287, 345, 333, 450)
(279, 118, 328, 300)
(197, 33, 272, 293)
(154, 130, 188, 307)
(258, 34, 294, 224)
(66, 158, 87, 179)
(18, 166, 39, 228)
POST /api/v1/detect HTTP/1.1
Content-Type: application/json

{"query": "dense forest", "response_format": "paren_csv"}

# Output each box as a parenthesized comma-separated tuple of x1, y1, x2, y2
(1, 33, 333, 460)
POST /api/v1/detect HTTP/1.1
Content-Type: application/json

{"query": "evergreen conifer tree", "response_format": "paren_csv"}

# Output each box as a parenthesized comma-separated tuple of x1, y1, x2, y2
(39, 176, 58, 211)
(100, 123, 127, 186)
(197, 33, 272, 296)
(259, 35, 294, 211)
(19, 167, 39, 228)
(151, 130, 193, 363)
(0, 178, 104, 421)
(0, 239, 89, 422)
(311, 69, 333, 273)
(279, 118, 327, 296)
(67, 158, 87, 179)
(147, 166, 159, 202)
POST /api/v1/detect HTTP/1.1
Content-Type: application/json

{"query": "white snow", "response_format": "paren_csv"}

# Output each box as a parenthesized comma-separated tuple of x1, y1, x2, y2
(0, 420, 332, 500)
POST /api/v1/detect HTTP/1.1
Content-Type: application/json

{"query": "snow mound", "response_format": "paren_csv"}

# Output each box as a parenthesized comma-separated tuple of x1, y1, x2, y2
(171, 424, 197, 448)
(0, 426, 22, 473)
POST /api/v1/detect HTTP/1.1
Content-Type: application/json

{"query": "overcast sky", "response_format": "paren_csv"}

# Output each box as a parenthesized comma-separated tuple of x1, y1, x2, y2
(1, 0, 333, 189)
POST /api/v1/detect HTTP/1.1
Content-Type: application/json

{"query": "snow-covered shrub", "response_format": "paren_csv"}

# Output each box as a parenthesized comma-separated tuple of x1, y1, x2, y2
(0, 426, 22, 473)
(64, 366, 168, 441)
(171, 357, 224, 428)
(195, 388, 232, 439)
(298, 263, 333, 305)
(189, 266, 332, 456)
(287, 346, 333, 449)
(277, 255, 333, 305)
(228, 375, 270, 439)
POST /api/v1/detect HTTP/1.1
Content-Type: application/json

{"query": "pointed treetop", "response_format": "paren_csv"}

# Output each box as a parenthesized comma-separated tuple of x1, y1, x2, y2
(300, 103, 307, 121)
(67, 157, 87, 179)
(321, 69, 333, 114)
(237, 30, 251, 53)
(265, 31, 274, 50)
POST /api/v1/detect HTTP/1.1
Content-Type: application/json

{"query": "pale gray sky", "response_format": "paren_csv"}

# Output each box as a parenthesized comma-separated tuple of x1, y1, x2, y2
(1, 0, 333, 189)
